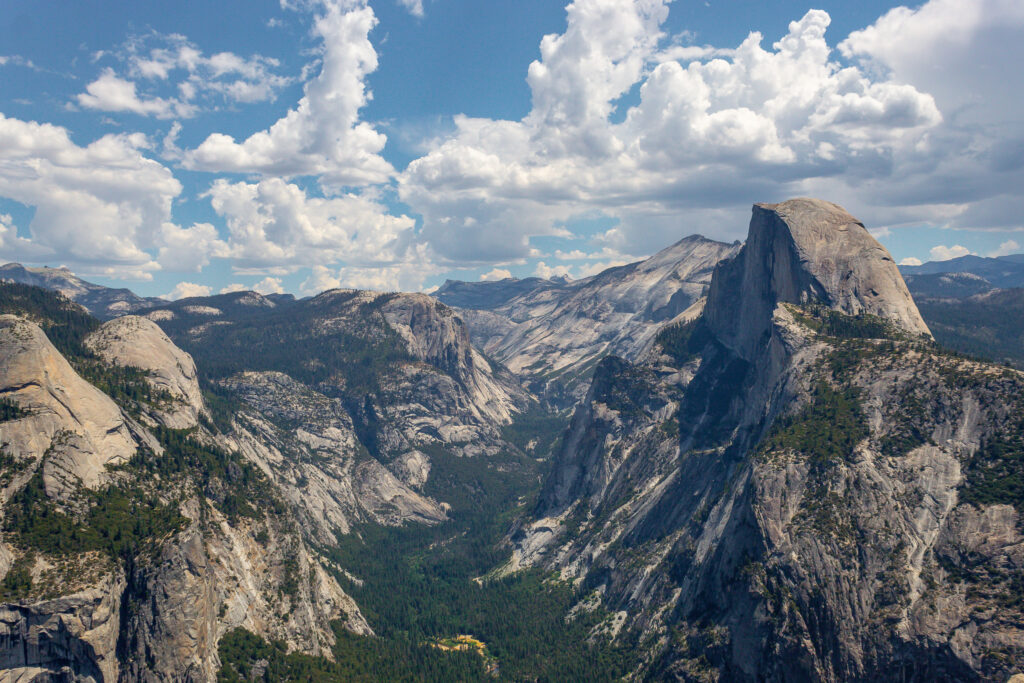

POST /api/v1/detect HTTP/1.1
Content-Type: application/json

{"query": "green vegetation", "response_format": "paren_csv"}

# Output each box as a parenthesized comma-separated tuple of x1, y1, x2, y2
(126, 426, 285, 522)
(0, 281, 99, 358)
(788, 305, 900, 341)
(759, 380, 867, 464)
(2, 469, 186, 561)
(0, 552, 34, 599)
(498, 406, 569, 459)
(655, 317, 711, 366)
(153, 291, 414, 397)
(0, 396, 30, 422)
(218, 626, 485, 683)
(219, 439, 633, 682)
(0, 282, 173, 416)
(960, 402, 1024, 512)
(916, 289, 1024, 369)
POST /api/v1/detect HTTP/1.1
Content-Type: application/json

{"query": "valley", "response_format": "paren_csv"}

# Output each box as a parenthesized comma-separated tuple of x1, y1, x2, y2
(0, 199, 1022, 682)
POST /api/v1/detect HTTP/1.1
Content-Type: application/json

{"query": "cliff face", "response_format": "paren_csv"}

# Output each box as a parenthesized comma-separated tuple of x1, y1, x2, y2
(0, 312, 366, 682)
(0, 315, 136, 497)
(440, 235, 740, 401)
(85, 315, 206, 429)
(514, 200, 1024, 681)
(705, 198, 930, 362)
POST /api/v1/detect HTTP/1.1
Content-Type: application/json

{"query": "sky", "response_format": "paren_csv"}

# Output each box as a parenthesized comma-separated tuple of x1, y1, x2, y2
(1, 0, 1022, 299)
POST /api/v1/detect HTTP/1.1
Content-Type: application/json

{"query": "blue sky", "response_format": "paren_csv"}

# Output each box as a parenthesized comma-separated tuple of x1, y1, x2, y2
(1, 0, 1022, 298)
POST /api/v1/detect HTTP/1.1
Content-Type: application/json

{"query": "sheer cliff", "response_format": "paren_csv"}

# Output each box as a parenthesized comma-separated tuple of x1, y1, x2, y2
(438, 235, 740, 402)
(512, 199, 1024, 682)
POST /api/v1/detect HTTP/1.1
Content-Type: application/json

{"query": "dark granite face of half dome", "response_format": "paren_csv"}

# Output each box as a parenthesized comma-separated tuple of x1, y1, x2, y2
(705, 198, 930, 360)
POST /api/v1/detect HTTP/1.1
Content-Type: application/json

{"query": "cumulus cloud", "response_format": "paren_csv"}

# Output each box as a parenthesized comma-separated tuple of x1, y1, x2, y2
(206, 177, 415, 271)
(300, 264, 343, 294)
(989, 239, 1021, 257)
(184, 0, 393, 188)
(480, 267, 512, 281)
(165, 281, 212, 300)
(400, 0, 945, 264)
(157, 222, 229, 271)
(0, 113, 186, 278)
(76, 34, 292, 118)
(840, 0, 1024, 230)
(929, 244, 972, 261)
(253, 276, 285, 294)
(220, 283, 247, 294)
(899, 257, 923, 266)
(76, 69, 197, 119)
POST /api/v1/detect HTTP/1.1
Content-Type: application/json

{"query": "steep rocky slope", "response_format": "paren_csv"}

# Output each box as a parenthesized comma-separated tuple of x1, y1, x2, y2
(513, 199, 1024, 681)
(146, 288, 531, 465)
(440, 235, 739, 401)
(0, 287, 368, 681)
(0, 263, 162, 319)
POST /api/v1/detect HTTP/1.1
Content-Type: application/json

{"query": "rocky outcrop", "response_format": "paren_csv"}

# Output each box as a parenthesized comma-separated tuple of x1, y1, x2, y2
(381, 294, 524, 426)
(0, 306, 371, 682)
(514, 200, 1024, 681)
(441, 235, 739, 401)
(119, 500, 368, 682)
(0, 316, 135, 496)
(86, 316, 205, 429)
(0, 571, 124, 682)
(705, 198, 930, 361)
(224, 371, 446, 541)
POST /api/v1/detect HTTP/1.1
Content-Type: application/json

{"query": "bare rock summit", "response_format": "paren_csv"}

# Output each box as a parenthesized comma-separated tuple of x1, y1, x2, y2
(706, 198, 930, 360)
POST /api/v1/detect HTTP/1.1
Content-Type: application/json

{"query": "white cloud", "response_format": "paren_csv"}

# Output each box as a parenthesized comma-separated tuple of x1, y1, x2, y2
(839, 0, 1024, 230)
(206, 177, 415, 271)
(0, 113, 186, 279)
(300, 264, 343, 294)
(165, 281, 212, 300)
(575, 259, 629, 278)
(253, 276, 285, 294)
(76, 69, 197, 119)
(533, 261, 572, 279)
(990, 239, 1021, 257)
(899, 257, 923, 266)
(157, 222, 229, 271)
(929, 244, 972, 261)
(0, 213, 50, 261)
(480, 267, 512, 281)
(397, 0, 424, 17)
(400, 1, 945, 264)
(219, 283, 247, 294)
(76, 33, 292, 118)
(185, 1, 393, 188)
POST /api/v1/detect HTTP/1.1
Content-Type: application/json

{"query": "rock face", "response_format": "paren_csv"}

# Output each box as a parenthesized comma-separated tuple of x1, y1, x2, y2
(705, 198, 930, 361)
(381, 293, 523, 426)
(147, 288, 532, 459)
(0, 301, 368, 682)
(86, 316, 205, 429)
(0, 571, 125, 682)
(118, 500, 368, 682)
(0, 315, 135, 495)
(514, 200, 1024, 681)
(0, 263, 161, 319)
(439, 235, 739, 401)
(225, 371, 446, 541)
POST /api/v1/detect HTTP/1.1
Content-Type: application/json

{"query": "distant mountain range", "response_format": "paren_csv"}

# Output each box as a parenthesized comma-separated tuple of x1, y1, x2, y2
(1, 201, 1024, 680)
(0, 262, 163, 318)
(900, 253, 1024, 297)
